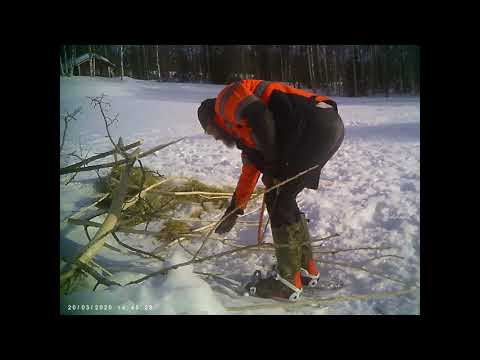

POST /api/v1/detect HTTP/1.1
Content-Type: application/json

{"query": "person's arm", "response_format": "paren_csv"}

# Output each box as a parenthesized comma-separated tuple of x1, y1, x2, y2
(215, 153, 261, 234)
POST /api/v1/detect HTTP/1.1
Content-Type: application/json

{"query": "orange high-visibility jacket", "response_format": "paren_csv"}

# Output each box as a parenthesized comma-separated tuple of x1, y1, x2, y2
(213, 80, 333, 211)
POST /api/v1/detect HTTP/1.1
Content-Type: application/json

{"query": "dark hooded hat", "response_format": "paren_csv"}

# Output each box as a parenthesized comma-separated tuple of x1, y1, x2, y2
(197, 98, 216, 132)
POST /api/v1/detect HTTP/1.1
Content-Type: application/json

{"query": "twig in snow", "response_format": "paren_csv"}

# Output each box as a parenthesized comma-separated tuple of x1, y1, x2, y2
(126, 242, 273, 285)
(225, 287, 417, 312)
(310, 233, 341, 246)
(62, 257, 121, 288)
(317, 259, 413, 286)
(111, 232, 165, 261)
(362, 254, 405, 264)
(313, 246, 395, 255)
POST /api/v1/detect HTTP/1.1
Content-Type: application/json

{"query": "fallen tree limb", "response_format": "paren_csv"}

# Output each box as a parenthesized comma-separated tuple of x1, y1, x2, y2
(60, 140, 144, 174)
(122, 177, 173, 211)
(60, 152, 137, 290)
(69, 177, 174, 224)
(313, 246, 395, 255)
(59, 137, 185, 175)
(155, 191, 233, 196)
(126, 242, 273, 285)
(64, 193, 110, 223)
(62, 257, 121, 288)
(363, 254, 405, 263)
(68, 218, 160, 236)
(83, 224, 125, 254)
(310, 233, 341, 246)
(317, 259, 413, 286)
(88, 259, 113, 276)
(225, 287, 417, 312)
(111, 232, 165, 261)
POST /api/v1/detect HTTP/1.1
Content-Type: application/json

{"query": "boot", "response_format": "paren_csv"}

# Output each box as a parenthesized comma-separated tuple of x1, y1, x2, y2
(251, 221, 303, 301)
(299, 213, 320, 287)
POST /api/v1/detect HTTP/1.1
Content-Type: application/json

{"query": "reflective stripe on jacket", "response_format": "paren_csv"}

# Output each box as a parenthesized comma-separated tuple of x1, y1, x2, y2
(214, 80, 332, 210)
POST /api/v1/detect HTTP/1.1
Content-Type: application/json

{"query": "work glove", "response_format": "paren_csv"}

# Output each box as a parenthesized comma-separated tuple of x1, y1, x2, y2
(215, 199, 243, 235)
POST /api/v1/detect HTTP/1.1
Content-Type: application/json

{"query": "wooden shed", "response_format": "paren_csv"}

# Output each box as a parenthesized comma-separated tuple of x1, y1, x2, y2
(73, 53, 116, 77)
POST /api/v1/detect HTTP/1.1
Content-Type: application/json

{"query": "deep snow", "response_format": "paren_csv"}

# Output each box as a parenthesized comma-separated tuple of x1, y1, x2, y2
(60, 76, 420, 315)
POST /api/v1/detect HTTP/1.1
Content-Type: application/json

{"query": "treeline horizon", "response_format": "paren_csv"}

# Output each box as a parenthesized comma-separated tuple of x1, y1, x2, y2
(60, 45, 420, 97)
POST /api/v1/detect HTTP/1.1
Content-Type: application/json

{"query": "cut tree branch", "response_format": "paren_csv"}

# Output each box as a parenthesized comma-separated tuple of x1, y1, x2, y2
(60, 137, 185, 175)
(60, 152, 137, 290)
(60, 140, 143, 174)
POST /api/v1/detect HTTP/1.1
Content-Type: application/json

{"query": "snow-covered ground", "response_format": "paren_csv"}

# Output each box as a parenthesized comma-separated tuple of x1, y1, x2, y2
(60, 76, 420, 315)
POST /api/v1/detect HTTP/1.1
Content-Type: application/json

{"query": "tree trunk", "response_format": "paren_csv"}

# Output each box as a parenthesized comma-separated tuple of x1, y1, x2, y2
(399, 46, 404, 93)
(206, 45, 211, 81)
(89, 45, 93, 77)
(369, 45, 376, 95)
(63, 45, 69, 76)
(280, 49, 284, 81)
(352, 46, 358, 97)
(70, 46, 75, 77)
(316, 45, 322, 89)
(120, 45, 124, 80)
(332, 48, 337, 95)
(60, 55, 65, 76)
(310, 45, 316, 89)
(143, 45, 148, 80)
(306, 45, 314, 89)
(241, 46, 246, 80)
(384, 46, 390, 97)
(410, 46, 416, 94)
(156, 45, 162, 81)
(92, 45, 96, 77)
(60, 156, 137, 291)
(323, 46, 329, 94)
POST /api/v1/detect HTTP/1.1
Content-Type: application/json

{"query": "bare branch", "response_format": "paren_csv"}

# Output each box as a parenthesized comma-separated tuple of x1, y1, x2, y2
(60, 107, 81, 154)
(60, 138, 185, 175)
(310, 233, 341, 246)
(362, 254, 405, 264)
(83, 224, 124, 253)
(64, 193, 110, 223)
(126, 242, 273, 285)
(111, 232, 165, 261)
(317, 259, 413, 286)
(62, 257, 121, 288)
(225, 287, 417, 312)
(60, 154, 137, 289)
(60, 140, 143, 174)
(313, 246, 395, 255)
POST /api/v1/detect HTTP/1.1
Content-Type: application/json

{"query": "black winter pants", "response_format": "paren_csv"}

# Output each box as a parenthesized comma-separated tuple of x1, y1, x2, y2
(263, 107, 344, 228)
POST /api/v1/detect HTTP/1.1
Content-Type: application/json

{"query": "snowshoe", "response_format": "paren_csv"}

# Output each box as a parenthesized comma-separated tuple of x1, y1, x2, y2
(300, 259, 320, 287)
(244, 270, 302, 302)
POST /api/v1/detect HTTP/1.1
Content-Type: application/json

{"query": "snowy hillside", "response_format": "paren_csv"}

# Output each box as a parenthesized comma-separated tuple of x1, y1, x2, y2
(60, 76, 420, 315)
